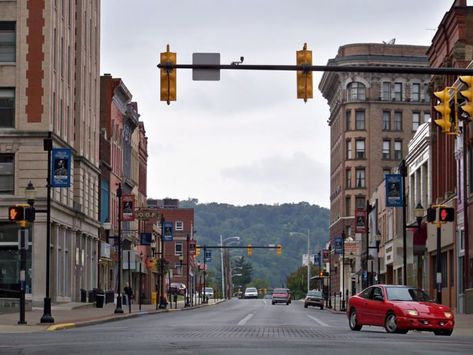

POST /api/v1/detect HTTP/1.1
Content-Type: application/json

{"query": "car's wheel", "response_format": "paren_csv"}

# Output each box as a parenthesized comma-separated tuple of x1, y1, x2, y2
(286, 301, 289, 305)
(304, 304, 308, 308)
(349, 309, 362, 331)
(434, 329, 453, 336)
(320, 305, 324, 310)
(272, 302, 275, 305)
(385, 312, 404, 334)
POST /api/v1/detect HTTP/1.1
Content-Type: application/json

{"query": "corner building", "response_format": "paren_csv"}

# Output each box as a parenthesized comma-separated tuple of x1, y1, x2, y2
(319, 43, 430, 295)
(0, 1, 100, 305)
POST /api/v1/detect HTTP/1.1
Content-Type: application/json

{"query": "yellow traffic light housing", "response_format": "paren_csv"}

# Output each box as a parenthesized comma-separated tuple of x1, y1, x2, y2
(433, 88, 452, 133)
(160, 44, 176, 105)
(195, 246, 200, 257)
(459, 76, 473, 117)
(296, 43, 313, 102)
(247, 244, 253, 257)
(276, 243, 282, 256)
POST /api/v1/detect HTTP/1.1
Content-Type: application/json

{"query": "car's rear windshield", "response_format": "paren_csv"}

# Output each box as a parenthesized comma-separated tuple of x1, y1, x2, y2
(273, 288, 288, 294)
(307, 291, 322, 297)
(246, 288, 257, 292)
(386, 287, 432, 301)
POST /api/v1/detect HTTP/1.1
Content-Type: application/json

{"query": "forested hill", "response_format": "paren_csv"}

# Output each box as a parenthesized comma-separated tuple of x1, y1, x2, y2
(180, 199, 330, 288)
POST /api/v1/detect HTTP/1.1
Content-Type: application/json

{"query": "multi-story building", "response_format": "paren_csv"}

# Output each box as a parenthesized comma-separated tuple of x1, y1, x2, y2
(0, 0, 100, 306)
(427, 0, 473, 312)
(319, 43, 431, 295)
(99, 74, 149, 301)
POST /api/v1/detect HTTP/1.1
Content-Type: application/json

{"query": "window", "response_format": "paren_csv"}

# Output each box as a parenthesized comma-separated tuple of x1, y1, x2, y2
(345, 196, 351, 216)
(347, 82, 366, 101)
(394, 111, 402, 131)
(382, 82, 391, 100)
(382, 140, 390, 160)
(411, 83, 421, 102)
(175, 221, 184, 231)
(355, 139, 365, 159)
(355, 168, 365, 188)
(355, 196, 366, 209)
(0, 154, 14, 194)
(394, 82, 403, 101)
(0, 22, 16, 62)
(346, 169, 352, 188)
(174, 263, 183, 275)
(382, 111, 391, 130)
(345, 110, 351, 131)
(175, 243, 183, 256)
(423, 112, 431, 123)
(394, 141, 402, 160)
(355, 111, 365, 130)
(0, 88, 14, 127)
(412, 112, 421, 131)
(346, 140, 352, 159)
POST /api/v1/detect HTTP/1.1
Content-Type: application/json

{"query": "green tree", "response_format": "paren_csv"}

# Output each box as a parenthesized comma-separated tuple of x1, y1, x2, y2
(232, 256, 252, 289)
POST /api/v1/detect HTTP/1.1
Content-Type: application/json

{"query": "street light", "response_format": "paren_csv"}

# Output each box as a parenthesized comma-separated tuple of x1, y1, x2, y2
(139, 251, 143, 311)
(290, 229, 311, 292)
(114, 183, 124, 314)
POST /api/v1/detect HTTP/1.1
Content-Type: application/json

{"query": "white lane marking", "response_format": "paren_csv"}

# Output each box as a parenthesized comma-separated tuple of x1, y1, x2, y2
(238, 313, 254, 326)
(307, 315, 331, 327)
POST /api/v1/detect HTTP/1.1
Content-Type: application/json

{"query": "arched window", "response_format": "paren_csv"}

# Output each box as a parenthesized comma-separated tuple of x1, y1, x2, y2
(347, 82, 366, 101)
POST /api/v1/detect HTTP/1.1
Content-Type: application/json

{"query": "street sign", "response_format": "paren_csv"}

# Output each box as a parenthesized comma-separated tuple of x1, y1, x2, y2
(135, 209, 159, 220)
(204, 249, 212, 262)
(192, 53, 220, 81)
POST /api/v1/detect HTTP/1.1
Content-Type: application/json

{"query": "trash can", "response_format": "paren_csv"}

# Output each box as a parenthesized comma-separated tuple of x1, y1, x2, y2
(96, 293, 105, 308)
(80, 289, 87, 303)
(88, 289, 96, 303)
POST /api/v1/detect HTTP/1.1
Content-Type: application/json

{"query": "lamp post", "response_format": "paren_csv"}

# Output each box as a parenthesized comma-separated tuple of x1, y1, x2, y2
(139, 251, 143, 311)
(114, 183, 124, 314)
(399, 159, 408, 286)
(159, 215, 167, 309)
(341, 231, 346, 311)
(185, 234, 191, 307)
(40, 134, 54, 323)
(290, 230, 310, 292)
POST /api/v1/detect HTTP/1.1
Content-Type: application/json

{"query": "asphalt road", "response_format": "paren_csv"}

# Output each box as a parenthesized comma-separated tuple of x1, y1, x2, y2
(0, 298, 472, 355)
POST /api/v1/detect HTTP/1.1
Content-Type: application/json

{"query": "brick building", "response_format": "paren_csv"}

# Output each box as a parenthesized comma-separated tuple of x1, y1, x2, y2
(319, 43, 431, 296)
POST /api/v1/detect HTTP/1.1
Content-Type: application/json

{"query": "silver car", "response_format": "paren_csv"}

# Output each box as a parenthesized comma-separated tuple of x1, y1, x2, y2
(244, 287, 258, 299)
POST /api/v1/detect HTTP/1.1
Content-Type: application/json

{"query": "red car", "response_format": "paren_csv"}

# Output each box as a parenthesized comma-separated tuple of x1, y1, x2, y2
(347, 285, 454, 336)
(271, 288, 291, 305)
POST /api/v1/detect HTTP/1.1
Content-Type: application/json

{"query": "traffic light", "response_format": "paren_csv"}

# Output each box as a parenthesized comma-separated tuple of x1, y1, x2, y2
(8, 206, 24, 221)
(459, 76, 473, 117)
(195, 246, 200, 257)
(438, 207, 454, 223)
(24, 206, 35, 222)
(276, 243, 282, 256)
(319, 271, 324, 277)
(247, 244, 253, 257)
(160, 45, 176, 104)
(433, 88, 452, 133)
(296, 43, 313, 102)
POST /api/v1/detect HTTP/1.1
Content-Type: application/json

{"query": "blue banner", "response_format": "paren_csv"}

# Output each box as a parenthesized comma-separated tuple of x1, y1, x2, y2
(334, 237, 343, 255)
(163, 222, 173, 241)
(204, 249, 212, 262)
(385, 174, 403, 207)
(51, 148, 71, 188)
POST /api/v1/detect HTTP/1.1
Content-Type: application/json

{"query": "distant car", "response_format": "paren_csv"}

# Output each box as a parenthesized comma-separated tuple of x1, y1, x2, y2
(244, 287, 258, 299)
(304, 290, 324, 309)
(202, 287, 214, 299)
(347, 285, 455, 336)
(271, 288, 291, 305)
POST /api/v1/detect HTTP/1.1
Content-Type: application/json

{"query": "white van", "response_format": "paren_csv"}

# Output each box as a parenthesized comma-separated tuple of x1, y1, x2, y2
(202, 287, 214, 299)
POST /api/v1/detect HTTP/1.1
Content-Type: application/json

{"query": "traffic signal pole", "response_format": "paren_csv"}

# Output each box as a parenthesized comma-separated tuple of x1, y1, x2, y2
(436, 219, 442, 304)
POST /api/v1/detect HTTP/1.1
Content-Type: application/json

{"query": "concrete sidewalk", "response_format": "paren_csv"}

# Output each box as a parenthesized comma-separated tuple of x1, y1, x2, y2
(0, 299, 221, 333)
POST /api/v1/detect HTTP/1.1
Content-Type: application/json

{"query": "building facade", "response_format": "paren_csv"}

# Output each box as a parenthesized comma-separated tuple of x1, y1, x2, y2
(319, 43, 431, 295)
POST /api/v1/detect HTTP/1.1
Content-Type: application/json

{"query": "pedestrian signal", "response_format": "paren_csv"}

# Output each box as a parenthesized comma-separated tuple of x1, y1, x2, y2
(8, 206, 24, 221)
(438, 207, 454, 223)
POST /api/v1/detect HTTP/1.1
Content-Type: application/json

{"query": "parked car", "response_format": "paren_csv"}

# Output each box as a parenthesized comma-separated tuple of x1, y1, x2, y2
(271, 288, 291, 305)
(304, 289, 324, 309)
(202, 287, 214, 299)
(347, 285, 454, 336)
(244, 287, 258, 299)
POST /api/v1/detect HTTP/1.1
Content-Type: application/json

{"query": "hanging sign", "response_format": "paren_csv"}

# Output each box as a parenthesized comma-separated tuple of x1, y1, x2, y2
(386, 174, 403, 207)
(51, 148, 72, 187)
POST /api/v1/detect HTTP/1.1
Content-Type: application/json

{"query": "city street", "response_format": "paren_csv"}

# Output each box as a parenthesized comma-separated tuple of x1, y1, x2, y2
(0, 299, 472, 355)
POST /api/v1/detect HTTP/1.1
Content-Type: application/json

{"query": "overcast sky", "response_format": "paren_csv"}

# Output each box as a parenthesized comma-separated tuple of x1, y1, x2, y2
(100, 0, 452, 208)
